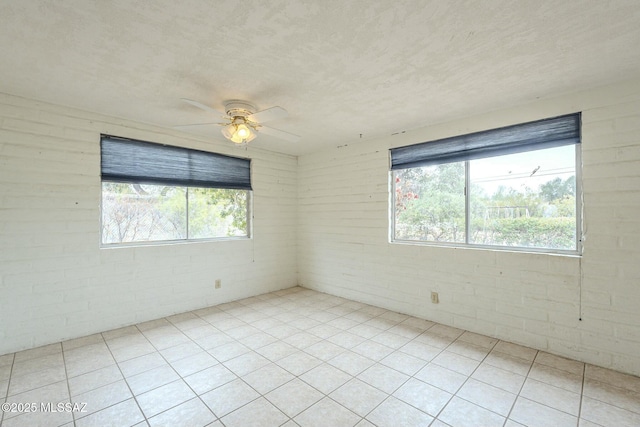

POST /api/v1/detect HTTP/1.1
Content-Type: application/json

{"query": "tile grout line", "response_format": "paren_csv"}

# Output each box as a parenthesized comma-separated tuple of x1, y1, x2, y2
(196, 292, 350, 424)
(135, 318, 229, 425)
(327, 306, 483, 424)
(0, 353, 16, 426)
(191, 303, 294, 426)
(101, 331, 153, 427)
(426, 333, 501, 425)
(212, 292, 395, 426)
(0, 351, 71, 425)
(580, 375, 640, 416)
(319, 317, 457, 424)
(576, 362, 586, 426)
(373, 327, 452, 420)
(290, 295, 401, 425)
(60, 343, 78, 427)
(215, 294, 361, 425)
(502, 349, 539, 426)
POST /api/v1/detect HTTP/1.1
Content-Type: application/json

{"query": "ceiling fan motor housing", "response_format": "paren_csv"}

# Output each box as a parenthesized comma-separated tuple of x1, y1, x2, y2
(224, 100, 256, 118)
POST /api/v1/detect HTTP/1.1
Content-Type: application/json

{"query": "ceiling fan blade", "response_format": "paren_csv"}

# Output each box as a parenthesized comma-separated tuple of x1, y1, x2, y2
(258, 125, 300, 142)
(181, 98, 227, 116)
(172, 122, 225, 129)
(248, 106, 288, 123)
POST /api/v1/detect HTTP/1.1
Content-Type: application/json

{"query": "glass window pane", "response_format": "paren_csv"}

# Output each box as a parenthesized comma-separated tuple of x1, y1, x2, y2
(469, 145, 576, 250)
(188, 188, 249, 239)
(101, 183, 186, 244)
(394, 162, 465, 243)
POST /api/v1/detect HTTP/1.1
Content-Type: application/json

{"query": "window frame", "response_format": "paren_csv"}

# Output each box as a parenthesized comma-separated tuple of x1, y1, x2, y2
(390, 117, 582, 256)
(100, 135, 253, 247)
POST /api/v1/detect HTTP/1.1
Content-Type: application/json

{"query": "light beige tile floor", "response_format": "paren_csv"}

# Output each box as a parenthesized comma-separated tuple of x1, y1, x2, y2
(1, 286, 640, 427)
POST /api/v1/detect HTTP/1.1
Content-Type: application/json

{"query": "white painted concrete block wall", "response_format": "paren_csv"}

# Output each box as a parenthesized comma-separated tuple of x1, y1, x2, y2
(298, 78, 640, 376)
(0, 93, 297, 355)
(2, 78, 639, 377)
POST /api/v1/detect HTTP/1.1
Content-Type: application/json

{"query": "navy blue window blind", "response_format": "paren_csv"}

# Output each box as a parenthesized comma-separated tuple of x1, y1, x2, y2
(390, 113, 581, 170)
(101, 135, 252, 190)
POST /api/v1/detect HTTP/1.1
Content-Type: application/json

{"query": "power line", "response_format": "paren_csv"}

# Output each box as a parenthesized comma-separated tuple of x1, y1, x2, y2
(471, 168, 574, 184)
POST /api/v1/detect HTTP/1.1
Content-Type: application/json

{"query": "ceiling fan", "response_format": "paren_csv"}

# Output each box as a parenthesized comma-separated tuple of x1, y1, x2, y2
(175, 99, 300, 144)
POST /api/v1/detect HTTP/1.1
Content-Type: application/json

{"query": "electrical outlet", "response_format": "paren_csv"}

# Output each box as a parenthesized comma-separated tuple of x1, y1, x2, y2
(215, 279, 221, 289)
(431, 291, 439, 304)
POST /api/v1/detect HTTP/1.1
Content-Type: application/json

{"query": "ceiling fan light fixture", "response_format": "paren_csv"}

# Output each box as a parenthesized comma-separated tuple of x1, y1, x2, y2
(236, 123, 252, 139)
(222, 121, 257, 144)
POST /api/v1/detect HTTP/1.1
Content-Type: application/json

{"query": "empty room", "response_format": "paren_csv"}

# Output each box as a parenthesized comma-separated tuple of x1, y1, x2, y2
(1, 1, 640, 426)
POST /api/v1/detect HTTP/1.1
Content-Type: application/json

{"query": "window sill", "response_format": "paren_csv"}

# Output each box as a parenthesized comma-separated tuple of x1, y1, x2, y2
(390, 238, 581, 257)
(100, 235, 251, 249)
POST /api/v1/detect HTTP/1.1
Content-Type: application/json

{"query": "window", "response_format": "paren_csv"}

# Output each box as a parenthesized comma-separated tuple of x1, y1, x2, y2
(100, 135, 251, 245)
(391, 114, 581, 253)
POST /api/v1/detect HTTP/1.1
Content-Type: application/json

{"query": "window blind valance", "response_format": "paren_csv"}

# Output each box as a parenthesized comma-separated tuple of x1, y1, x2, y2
(390, 113, 581, 170)
(100, 135, 252, 190)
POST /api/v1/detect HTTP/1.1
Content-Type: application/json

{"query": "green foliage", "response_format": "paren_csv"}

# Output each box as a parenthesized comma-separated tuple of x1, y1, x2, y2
(101, 183, 248, 243)
(101, 183, 187, 243)
(394, 163, 577, 250)
(189, 188, 248, 237)
(471, 217, 576, 249)
(395, 163, 465, 242)
(540, 177, 575, 202)
(157, 187, 187, 238)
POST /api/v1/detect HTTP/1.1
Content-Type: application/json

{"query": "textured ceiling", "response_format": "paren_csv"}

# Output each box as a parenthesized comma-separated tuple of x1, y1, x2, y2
(1, 0, 639, 155)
